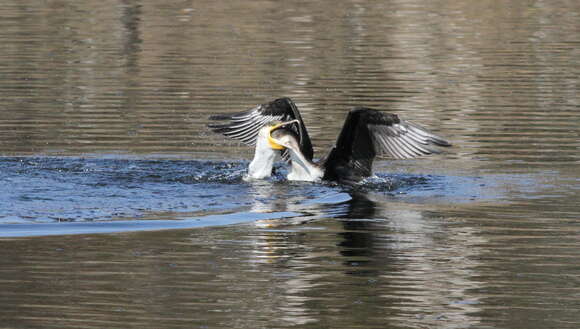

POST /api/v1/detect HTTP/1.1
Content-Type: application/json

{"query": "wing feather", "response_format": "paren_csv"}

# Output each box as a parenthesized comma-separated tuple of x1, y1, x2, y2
(323, 107, 451, 184)
(399, 133, 436, 155)
(208, 97, 314, 160)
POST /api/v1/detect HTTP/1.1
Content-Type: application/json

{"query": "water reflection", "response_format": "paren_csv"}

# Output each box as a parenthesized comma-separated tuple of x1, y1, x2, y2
(339, 196, 486, 327)
(241, 192, 489, 328)
(1, 184, 578, 328)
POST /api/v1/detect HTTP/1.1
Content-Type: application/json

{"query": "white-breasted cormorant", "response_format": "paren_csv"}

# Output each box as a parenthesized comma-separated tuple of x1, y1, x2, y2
(209, 97, 451, 184)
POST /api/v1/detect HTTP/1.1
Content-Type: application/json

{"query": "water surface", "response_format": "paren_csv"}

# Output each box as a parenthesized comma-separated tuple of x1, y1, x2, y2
(1, 1, 580, 328)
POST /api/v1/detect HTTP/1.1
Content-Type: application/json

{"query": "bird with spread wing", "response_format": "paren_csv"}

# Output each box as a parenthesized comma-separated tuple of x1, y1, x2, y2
(208, 97, 451, 185)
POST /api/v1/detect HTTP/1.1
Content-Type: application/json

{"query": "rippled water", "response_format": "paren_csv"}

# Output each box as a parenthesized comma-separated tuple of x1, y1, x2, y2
(1, 1, 580, 328)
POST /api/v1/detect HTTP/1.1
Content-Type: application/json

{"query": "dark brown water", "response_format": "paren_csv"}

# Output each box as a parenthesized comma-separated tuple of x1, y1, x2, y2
(1, 1, 580, 328)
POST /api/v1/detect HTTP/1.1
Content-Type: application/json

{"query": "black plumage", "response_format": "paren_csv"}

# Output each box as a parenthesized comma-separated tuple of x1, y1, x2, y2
(321, 107, 451, 184)
(209, 98, 451, 184)
(208, 97, 313, 161)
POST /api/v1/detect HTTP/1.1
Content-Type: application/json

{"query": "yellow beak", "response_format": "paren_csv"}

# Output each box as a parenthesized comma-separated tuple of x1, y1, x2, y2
(267, 122, 286, 150)
(267, 119, 299, 150)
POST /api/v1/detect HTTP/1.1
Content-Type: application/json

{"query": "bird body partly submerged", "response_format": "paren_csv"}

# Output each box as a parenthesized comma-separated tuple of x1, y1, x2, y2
(209, 97, 451, 185)
(247, 126, 280, 179)
(269, 127, 324, 182)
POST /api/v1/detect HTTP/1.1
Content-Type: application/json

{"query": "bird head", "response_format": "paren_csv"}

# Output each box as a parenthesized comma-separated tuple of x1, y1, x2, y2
(266, 120, 300, 150)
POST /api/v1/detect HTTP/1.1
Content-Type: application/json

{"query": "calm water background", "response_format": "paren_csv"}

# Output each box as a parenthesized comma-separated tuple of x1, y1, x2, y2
(1, 0, 580, 328)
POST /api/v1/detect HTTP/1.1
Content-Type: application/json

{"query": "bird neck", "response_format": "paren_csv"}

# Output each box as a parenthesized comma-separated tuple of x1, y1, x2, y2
(287, 149, 323, 182)
(247, 138, 278, 180)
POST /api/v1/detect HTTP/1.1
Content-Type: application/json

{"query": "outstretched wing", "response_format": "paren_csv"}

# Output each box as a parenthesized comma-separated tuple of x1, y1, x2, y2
(208, 97, 313, 161)
(322, 107, 451, 184)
